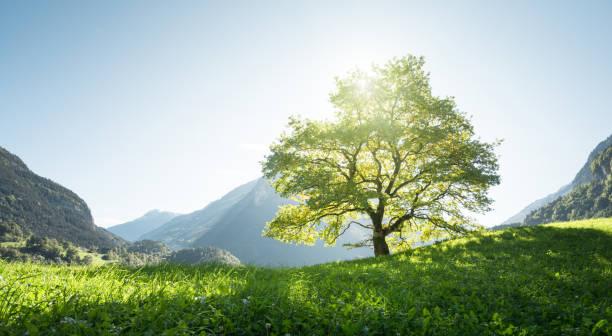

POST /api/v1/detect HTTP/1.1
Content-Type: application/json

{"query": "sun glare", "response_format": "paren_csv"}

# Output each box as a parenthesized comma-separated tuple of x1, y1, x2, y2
(357, 78, 371, 96)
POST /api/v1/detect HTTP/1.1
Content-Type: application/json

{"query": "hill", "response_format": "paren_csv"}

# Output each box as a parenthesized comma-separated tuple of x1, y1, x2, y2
(164, 247, 241, 266)
(0, 146, 125, 250)
(525, 144, 612, 225)
(142, 178, 370, 266)
(1, 217, 611, 335)
(107, 210, 178, 242)
(502, 133, 612, 225)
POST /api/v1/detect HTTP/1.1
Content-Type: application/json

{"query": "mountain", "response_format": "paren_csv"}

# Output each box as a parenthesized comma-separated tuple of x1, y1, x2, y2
(107, 210, 178, 242)
(501, 134, 612, 225)
(142, 177, 370, 266)
(190, 178, 370, 266)
(524, 143, 612, 225)
(139, 179, 259, 248)
(0, 146, 126, 250)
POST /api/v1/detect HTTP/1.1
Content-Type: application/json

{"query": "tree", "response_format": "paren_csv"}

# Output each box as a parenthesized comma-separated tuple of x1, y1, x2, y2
(262, 55, 500, 256)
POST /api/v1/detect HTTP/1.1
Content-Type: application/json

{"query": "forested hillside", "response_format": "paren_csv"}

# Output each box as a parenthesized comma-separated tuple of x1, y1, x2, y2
(0, 146, 125, 250)
(525, 144, 612, 225)
(502, 133, 612, 225)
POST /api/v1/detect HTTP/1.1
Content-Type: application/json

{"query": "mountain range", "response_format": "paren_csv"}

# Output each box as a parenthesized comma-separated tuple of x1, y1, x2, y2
(122, 178, 370, 266)
(107, 210, 178, 242)
(140, 179, 259, 248)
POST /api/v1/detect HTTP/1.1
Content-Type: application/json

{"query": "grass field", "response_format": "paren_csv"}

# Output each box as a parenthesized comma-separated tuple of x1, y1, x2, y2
(1, 218, 611, 335)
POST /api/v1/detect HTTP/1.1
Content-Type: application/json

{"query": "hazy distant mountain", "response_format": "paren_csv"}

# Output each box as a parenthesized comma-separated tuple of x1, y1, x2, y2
(501, 134, 612, 226)
(140, 179, 259, 249)
(107, 210, 179, 242)
(0, 146, 126, 249)
(142, 177, 370, 266)
(190, 178, 370, 266)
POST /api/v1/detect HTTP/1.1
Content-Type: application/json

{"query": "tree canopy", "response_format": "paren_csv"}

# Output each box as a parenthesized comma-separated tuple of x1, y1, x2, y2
(262, 55, 500, 256)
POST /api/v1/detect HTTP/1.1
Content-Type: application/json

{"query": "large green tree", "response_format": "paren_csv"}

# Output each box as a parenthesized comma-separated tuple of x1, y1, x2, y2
(262, 55, 500, 256)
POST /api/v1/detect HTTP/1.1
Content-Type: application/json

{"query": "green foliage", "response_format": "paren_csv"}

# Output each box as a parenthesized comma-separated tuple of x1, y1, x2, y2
(0, 218, 610, 335)
(263, 55, 500, 255)
(525, 145, 612, 225)
(164, 247, 241, 266)
(0, 235, 93, 265)
(0, 221, 24, 242)
(128, 239, 171, 256)
(591, 145, 612, 181)
(104, 240, 171, 267)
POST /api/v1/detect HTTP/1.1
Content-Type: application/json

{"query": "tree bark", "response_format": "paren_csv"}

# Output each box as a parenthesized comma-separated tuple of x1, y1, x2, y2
(373, 232, 390, 256)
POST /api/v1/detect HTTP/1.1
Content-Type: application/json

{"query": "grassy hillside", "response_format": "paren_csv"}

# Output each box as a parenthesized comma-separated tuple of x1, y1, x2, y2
(1, 218, 611, 335)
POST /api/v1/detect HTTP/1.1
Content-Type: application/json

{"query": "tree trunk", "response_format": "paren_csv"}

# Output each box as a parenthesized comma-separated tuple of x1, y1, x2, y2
(373, 233, 390, 256)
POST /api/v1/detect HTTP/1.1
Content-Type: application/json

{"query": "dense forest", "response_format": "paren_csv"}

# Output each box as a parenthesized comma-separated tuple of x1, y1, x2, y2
(0, 235, 93, 265)
(103, 239, 171, 266)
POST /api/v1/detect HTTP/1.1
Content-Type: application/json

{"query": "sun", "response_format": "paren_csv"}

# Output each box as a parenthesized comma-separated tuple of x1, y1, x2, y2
(356, 77, 372, 97)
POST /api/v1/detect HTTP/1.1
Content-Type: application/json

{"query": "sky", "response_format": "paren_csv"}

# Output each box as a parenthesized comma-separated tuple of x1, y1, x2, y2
(1, 1, 611, 228)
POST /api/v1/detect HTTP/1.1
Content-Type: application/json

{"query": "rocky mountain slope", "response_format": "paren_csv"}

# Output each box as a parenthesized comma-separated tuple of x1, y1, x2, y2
(0, 146, 126, 249)
(524, 143, 612, 225)
(502, 133, 612, 225)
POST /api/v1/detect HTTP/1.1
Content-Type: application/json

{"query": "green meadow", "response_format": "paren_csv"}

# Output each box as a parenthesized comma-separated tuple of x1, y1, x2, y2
(1, 218, 611, 335)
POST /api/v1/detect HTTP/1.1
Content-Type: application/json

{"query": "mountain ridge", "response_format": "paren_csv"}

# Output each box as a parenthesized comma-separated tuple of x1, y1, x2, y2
(139, 179, 259, 248)
(139, 177, 370, 265)
(502, 133, 612, 225)
(190, 178, 370, 266)
(524, 143, 612, 225)
(107, 209, 179, 242)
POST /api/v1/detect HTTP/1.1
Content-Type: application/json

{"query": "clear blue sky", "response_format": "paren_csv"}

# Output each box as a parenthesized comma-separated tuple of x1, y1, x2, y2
(1, 1, 611, 227)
